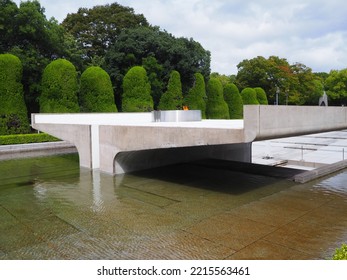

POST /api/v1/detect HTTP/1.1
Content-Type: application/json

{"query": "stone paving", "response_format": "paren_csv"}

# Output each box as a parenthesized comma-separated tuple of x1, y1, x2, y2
(252, 130, 347, 169)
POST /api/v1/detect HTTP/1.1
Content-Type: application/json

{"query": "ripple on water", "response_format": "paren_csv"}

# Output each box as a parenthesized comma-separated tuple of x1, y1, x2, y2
(1, 155, 347, 259)
(315, 170, 347, 197)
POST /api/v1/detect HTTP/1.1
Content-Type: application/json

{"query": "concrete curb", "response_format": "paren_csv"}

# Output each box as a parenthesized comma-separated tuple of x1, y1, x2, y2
(0, 141, 77, 160)
(293, 159, 347, 183)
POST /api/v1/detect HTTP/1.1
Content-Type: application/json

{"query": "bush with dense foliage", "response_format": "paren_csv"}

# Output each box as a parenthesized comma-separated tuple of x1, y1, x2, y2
(332, 244, 347, 260)
(241, 87, 259, 105)
(104, 26, 211, 106)
(122, 66, 153, 112)
(0, 54, 30, 135)
(79, 66, 118, 112)
(206, 78, 229, 119)
(40, 59, 79, 113)
(185, 73, 207, 118)
(0, 0, 74, 115)
(158, 71, 183, 110)
(224, 83, 243, 119)
(254, 87, 268, 105)
(0, 133, 59, 145)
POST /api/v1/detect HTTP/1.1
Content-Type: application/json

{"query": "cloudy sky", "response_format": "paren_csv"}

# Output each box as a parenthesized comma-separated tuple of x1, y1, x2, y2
(13, 0, 347, 75)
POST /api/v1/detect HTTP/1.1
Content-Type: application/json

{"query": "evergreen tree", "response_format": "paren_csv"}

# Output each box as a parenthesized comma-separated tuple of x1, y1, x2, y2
(241, 87, 259, 105)
(40, 59, 79, 113)
(206, 78, 229, 119)
(224, 83, 243, 119)
(79, 66, 118, 112)
(254, 87, 268, 105)
(185, 73, 207, 118)
(158, 70, 183, 110)
(122, 66, 153, 112)
(0, 53, 30, 134)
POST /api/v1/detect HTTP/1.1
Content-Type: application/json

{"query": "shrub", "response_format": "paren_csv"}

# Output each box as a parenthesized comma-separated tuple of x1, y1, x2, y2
(254, 87, 268, 105)
(241, 87, 259, 105)
(332, 244, 347, 260)
(122, 66, 153, 112)
(224, 83, 243, 119)
(0, 133, 59, 145)
(185, 73, 207, 118)
(206, 78, 229, 119)
(40, 59, 79, 113)
(158, 70, 183, 110)
(0, 54, 30, 135)
(79, 66, 118, 112)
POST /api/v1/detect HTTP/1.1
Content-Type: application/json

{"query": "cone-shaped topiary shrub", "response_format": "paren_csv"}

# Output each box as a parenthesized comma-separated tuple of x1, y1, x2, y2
(185, 73, 207, 118)
(224, 83, 243, 119)
(122, 66, 153, 112)
(206, 78, 229, 119)
(80, 66, 118, 112)
(158, 70, 183, 110)
(254, 87, 268, 105)
(241, 87, 259, 105)
(0, 54, 30, 135)
(40, 59, 79, 113)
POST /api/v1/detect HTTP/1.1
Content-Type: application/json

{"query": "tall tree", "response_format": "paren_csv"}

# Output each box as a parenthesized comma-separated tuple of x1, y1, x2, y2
(210, 72, 236, 87)
(0, 0, 18, 50)
(235, 55, 323, 105)
(79, 66, 118, 112)
(325, 69, 347, 106)
(185, 73, 207, 118)
(40, 59, 79, 113)
(0, 54, 30, 134)
(122, 66, 153, 112)
(206, 78, 229, 119)
(62, 3, 149, 62)
(158, 70, 183, 110)
(104, 26, 211, 104)
(290, 63, 323, 105)
(142, 55, 165, 109)
(224, 83, 243, 119)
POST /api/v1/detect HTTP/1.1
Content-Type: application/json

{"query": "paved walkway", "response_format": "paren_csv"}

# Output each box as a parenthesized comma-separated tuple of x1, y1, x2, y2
(252, 130, 347, 170)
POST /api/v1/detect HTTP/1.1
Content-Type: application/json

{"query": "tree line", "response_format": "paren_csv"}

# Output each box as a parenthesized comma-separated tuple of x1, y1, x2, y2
(0, 53, 268, 134)
(1, 0, 347, 135)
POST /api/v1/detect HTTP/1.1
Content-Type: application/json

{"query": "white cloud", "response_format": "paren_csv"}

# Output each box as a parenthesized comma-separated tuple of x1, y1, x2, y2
(12, 0, 347, 74)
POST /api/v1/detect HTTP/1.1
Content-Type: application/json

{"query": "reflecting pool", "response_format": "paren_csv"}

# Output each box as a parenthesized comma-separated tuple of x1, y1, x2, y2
(0, 154, 346, 259)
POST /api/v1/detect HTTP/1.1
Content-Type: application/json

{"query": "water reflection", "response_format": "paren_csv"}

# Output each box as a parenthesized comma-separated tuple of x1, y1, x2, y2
(0, 154, 346, 260)
(315, 172, 347, 196)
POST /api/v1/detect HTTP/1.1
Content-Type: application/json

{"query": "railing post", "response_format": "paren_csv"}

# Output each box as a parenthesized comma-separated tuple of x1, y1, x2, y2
(343, 148, 345, 161)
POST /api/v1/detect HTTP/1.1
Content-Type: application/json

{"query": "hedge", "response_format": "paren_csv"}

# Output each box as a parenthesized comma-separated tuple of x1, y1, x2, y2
(332, 244, 347, 260)
(0, 133, 60, 145)
(254, 87, 268, 105)
(122, 66, 153, 112)
(158, 70, 183, 110)
(185, 73, 207, 118)
(40, 59, 79, 113)
(0, 53, 30, 135)
(224, 83, 243, 119)
(206, 78, 230, 119)
(241, 87, 259, 105)
(79, 66, 118, 112)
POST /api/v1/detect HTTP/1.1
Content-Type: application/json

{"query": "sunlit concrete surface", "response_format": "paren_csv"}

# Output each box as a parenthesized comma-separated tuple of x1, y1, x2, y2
(31, 106, 347, 174)
(253, 130, 347, 169)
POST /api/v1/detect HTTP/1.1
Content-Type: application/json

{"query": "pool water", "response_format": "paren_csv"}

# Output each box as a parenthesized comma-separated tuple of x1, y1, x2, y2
(0, 154, 346, 259)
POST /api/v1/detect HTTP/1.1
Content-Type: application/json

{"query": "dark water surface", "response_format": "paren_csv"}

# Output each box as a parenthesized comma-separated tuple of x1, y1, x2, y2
(0, 154, 346, 259)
